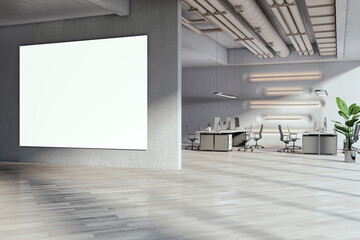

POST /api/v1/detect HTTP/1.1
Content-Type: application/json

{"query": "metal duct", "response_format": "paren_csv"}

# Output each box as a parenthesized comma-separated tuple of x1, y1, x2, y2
(196, 0, 270, 57)
(267, 0, 314, 56)
(183, 0, 273, 59)
(286, 0, 314, 55)
(227, 0, 290, 58)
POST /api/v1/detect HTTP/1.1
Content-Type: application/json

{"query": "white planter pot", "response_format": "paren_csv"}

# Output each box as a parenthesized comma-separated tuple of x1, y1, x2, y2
(344, 150, 356, 163)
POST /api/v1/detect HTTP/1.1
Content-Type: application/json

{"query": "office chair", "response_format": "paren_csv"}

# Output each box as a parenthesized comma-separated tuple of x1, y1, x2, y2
(352, 125, 360, 153)
(185, 125, 199, 150)
(238, 125, 253, 152)
(344, 124, 360, 153)
(287, 125, 301, 151)
(250, 124, 264, 149)
(277, 125, 292, 153)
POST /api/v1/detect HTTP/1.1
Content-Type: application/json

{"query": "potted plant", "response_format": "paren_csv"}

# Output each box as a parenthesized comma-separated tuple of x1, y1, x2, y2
(333, 97, 360, 162)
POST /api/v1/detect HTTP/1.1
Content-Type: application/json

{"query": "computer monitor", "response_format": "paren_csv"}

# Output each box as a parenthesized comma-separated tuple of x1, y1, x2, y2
(235, 117, 240, 129)
(226, 117, 231, 130)
(214, 117, 221, 131)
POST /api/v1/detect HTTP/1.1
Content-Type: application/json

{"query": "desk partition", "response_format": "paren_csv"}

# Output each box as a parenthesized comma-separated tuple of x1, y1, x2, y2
(302, 132, 337, 155)
(198, 130, 246, 152)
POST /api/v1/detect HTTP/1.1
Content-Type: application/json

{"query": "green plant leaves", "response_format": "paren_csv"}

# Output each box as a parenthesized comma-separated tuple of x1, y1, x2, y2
(339, 111, 349, 119)
(336, 97, 349, 115)
(349, 103, 357, 115)
(332, 120, 343, 126)
(334, 97, 360, 140)
(346, 119, 358, 127)
(354, 106, 360, 115)
(335, 124, 347, 133)
(352, 115, 360, 120)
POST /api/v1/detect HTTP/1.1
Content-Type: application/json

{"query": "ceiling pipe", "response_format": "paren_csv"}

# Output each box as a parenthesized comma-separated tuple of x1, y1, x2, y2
(183, 0, 273, 59)
(226, 0, 290, 58)
(187, 0, 268, 58)
(201, 0, 273, 58)
(266, 3, 302, 55)
(272, 0, 308, 55)
(286, 0, 314, 55)
(184, 0, 263, 57)
(267, 0, 313, 56)
(182, 18, 207, 24)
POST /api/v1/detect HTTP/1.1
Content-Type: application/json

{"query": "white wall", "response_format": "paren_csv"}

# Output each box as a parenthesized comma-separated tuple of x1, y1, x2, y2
(0, 0, 182, 169)
(182, 61, 360, 148)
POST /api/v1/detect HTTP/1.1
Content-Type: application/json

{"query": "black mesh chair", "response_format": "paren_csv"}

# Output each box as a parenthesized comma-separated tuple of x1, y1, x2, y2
(185, 125, 199, 150)
(287, 125, 301, 151)
(238, 125, 253, 152)
(354, 125, 360, 143)
(277, 125, 292, 153)
(353, 125, 360, 153)
(345, 124, 360, 153)
(250, 124, 264, 149)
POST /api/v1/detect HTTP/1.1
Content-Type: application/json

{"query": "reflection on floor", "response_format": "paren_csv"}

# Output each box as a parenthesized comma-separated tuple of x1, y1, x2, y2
(1, 150, 360, 239)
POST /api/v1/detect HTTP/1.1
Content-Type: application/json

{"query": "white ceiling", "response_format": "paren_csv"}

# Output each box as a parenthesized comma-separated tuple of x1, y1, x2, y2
(0, 0, 129, 26)
(0, 0, 110, 26)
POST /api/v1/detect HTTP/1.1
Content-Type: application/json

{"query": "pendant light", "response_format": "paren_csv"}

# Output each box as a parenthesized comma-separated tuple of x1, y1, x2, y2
(214, 92, 238, 98)
(213, 33, 238, 99)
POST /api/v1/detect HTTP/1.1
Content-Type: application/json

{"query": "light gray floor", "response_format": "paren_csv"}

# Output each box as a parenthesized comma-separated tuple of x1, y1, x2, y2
(1, 150, 360, 239)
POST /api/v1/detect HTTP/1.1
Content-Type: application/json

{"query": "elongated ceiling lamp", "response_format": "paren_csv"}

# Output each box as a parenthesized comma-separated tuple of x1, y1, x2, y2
(214, 92, 238, 99)
(265, 86, 303, 95)
(249, 71, 322, 82)
(213, 33, 238, 99)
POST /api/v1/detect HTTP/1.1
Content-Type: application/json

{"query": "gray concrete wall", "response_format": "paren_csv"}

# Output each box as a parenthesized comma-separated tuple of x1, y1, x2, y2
(0, 0, 182, 169)
(182, 61, 360, 148)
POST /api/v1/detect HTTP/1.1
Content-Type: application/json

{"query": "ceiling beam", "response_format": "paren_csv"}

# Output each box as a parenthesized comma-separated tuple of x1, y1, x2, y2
(88, 0, 129, 16)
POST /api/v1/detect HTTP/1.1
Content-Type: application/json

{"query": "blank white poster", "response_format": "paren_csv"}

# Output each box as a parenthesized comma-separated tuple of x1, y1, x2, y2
(20, 35, 148, 150)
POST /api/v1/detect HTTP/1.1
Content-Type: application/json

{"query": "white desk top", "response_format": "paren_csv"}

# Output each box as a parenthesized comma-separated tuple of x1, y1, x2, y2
(302, 131, 337, 136)
(197, 129, 247, 134)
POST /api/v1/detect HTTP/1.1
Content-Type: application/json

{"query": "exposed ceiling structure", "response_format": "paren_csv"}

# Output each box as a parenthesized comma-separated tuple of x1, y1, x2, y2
(182, 0, 289, 59)
(182, 0, 359, 67)
(182, 0, 331, 60)
(305, 0, 336, 56)
(0, 0, 356, 68)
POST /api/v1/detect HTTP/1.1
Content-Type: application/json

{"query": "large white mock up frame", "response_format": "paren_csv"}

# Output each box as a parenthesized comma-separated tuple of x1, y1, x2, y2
(20, 35, 148, 150)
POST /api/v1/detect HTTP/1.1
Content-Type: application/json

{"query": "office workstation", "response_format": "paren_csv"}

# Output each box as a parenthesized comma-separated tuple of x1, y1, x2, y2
(188, 116, 339, 155)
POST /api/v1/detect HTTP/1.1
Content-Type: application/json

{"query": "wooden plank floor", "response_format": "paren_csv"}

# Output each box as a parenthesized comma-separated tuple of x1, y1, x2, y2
(1, 150, 360, 239)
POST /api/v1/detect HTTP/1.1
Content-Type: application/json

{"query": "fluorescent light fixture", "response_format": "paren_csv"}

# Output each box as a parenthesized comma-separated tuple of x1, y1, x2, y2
(314, 89, 328, 96)
(214, 92, 238, 99)
(264, 115, 307, 121)
(265, 87, 303, 95)
(249, 72, 322, 82)
(248, 100, 322, 109)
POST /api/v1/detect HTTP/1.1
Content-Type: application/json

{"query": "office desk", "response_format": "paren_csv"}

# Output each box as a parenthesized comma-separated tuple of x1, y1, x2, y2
(197, 130, 247, 152)
(302, 132, 337, 155)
